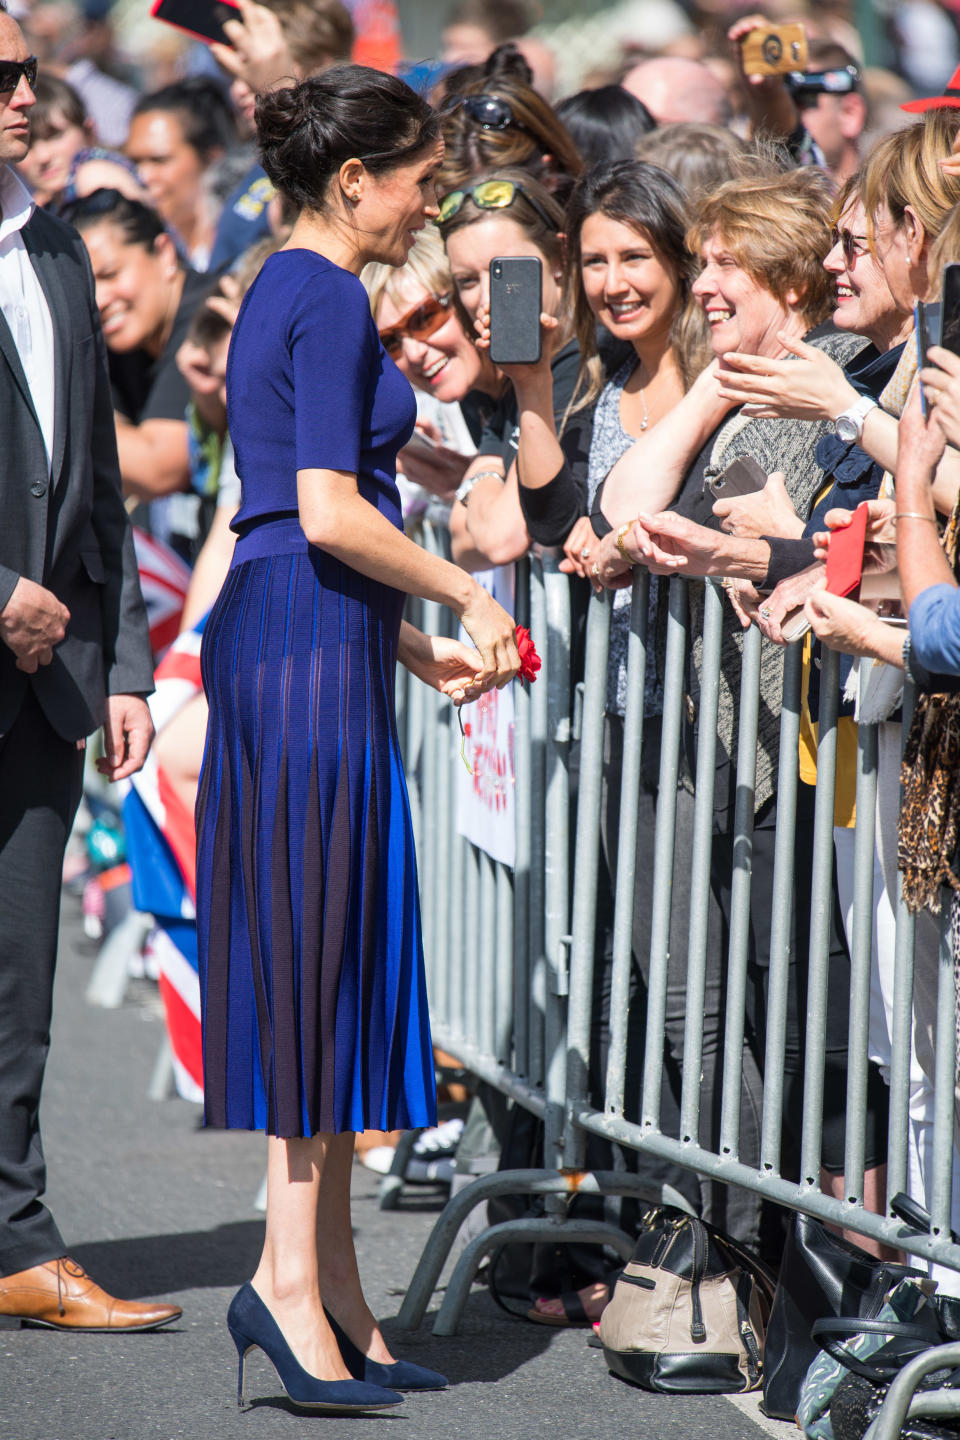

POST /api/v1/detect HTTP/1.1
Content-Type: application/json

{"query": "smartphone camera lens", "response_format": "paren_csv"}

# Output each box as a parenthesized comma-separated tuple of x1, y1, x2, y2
(492, 261, 502, 278)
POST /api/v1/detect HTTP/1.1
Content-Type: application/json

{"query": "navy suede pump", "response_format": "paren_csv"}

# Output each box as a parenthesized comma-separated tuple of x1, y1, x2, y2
(325, 1306, 448, 1391)
(227, 1283, 404, 1412)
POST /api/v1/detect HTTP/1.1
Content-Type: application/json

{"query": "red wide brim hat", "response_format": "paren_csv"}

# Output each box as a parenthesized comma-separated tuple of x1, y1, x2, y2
(902, 63, 960, 111)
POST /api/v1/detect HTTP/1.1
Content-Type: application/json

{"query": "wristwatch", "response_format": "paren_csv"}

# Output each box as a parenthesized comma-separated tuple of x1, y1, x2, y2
(834, 395, 878, 444)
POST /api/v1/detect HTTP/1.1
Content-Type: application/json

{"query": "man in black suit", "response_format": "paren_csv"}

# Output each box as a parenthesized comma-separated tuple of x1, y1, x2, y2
(0, 3, 180, 1331)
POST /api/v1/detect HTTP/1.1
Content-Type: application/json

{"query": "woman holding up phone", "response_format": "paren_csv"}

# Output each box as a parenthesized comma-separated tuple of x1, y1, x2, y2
(195, 67, 520, 1413)
(438, 169, 584, 570)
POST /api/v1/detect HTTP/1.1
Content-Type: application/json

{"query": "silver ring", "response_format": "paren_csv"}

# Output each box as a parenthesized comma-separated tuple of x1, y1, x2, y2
(759, 605, 771, 619)
(580, 547, 591, 559)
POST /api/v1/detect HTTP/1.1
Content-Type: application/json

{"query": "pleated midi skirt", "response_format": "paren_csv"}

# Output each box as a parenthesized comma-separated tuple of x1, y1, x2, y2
(195, 518, 436, 1137)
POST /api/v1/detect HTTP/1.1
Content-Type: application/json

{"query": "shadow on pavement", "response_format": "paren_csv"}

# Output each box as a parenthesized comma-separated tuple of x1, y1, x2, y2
(70, 1219, 265, 1296)
(379, 1290, 556, 1384)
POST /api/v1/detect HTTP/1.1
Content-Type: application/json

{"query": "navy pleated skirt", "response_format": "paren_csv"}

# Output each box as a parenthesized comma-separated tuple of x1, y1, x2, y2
(195, 518, 436, 1138)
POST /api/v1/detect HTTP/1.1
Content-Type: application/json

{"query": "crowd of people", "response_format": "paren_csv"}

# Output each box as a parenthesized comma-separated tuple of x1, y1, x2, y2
(4, 0, 960, 1417)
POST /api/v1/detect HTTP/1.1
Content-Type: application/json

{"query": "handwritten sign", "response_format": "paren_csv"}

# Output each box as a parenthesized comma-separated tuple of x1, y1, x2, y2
(456, 564, 516, 868)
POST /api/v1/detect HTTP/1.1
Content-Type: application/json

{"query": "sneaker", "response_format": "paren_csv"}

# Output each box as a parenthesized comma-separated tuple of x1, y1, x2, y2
(404, 1118, 464, 1184)
(359, 1145, 398, 1175)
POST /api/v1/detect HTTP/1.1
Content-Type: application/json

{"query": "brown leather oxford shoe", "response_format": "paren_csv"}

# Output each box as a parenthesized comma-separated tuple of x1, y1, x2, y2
(0, 1256, 181, 1331)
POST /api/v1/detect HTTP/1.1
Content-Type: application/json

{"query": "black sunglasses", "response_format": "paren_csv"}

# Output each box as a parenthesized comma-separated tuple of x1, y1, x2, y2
(0, 56, 38, 94)
(443, 93, 536, 140)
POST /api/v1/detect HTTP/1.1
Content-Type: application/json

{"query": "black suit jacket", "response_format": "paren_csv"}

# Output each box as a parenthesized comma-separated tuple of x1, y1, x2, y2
(0, 197, 153, 741)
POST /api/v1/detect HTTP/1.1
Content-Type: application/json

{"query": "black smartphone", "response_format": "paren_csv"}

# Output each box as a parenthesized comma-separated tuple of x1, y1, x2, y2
(150, 0, 240, 47)
(915, 300, 935, 416)
(489, 256, 542, 366)
(707, 455, 767, 500)
(941, 262, 960, 358)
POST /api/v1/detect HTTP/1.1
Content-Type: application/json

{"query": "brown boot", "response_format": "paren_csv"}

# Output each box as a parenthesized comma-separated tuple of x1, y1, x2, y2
(0, 1257, 181, 1331)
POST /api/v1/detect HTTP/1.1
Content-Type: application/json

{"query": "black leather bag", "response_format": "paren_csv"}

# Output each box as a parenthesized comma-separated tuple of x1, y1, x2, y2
(762, 1212, 925, 1420)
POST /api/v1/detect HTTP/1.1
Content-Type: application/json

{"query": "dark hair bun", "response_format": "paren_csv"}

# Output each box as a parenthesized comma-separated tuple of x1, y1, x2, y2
(256, 64, 440, 214)
(483, 42, 533, 86)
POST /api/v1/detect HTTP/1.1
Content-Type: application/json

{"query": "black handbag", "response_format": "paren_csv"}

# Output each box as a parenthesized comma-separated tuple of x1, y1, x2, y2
(818, 1311, 960, 1439)
(761, 1211, 926, 1420)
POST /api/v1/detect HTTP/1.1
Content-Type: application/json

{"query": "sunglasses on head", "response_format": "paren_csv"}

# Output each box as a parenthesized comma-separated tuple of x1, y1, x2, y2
(438, 178, 557, 233)
(379, 292, 453, 357)
(0, 56, 38, 94)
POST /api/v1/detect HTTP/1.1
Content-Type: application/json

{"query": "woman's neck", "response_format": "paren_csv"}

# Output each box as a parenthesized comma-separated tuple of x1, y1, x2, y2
(867, 310, 913, 354)
(631, 329, 681, 385)
(285, 208, 366, 275)
(145, 268, 186, 360)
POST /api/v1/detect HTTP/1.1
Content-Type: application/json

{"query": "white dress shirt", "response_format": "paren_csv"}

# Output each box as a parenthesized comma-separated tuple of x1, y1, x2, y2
(0, 164, 55, 473)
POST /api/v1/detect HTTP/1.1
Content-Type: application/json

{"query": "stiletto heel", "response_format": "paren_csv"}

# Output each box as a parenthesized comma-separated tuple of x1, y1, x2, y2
(226, 1284, 403, 1412)
(229, 1326, 249, 1407)
(324, 1306, 448, 1391)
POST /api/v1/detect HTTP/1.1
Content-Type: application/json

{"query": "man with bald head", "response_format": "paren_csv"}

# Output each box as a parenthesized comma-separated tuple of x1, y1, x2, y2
(0, 0, 180, 1333)
(622, 55, 733, 126)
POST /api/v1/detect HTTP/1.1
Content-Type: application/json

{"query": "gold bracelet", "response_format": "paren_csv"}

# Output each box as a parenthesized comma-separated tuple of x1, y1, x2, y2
(615, 522, 632, 562)
(894, 512, 939, 524)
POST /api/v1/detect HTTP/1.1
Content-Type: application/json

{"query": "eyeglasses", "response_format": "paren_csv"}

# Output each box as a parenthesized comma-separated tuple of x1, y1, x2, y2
(378, 292, 453, 357)
(833, 227, 870, 266)
(0, 56, 38, 94)
(438, 178, 557, 233)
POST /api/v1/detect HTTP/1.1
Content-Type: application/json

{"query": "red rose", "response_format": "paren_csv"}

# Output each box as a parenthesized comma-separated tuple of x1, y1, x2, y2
(516, 625, 541, 685)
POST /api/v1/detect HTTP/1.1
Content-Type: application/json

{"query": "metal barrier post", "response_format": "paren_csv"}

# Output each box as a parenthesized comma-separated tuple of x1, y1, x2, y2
(564, 589, 611, 1167)
(679, 579, 722, 1147)
(887, 682, 916, 1207)
(719, 622, 761, 1160)
(801, 644, 841, 1190)
(762, 640, 802, 1177)
(641, 579, 687, 1133)
(605, 572, 648, 1120)
(543, 558, 572, 1166)
(845, 719, 879, 1206)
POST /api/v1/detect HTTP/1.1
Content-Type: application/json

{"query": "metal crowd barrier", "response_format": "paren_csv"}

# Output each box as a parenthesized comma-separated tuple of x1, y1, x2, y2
(395, 522, 960, 1345)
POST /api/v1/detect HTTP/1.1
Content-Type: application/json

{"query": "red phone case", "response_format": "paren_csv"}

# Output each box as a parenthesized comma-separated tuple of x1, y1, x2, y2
(825, 501, 869, 599)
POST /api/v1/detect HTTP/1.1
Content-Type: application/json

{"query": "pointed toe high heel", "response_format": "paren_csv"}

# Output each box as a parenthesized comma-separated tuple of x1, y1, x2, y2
(324, 1307, 448, 1391)
(227, 1284, 404, 1412)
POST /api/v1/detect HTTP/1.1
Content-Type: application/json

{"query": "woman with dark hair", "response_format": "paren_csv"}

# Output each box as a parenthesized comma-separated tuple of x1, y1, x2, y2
(555, 85, 656, 168)
(194, 66, 519, 1411)
(64, 188, 206, 514)
(437, 44, 582, 202)
(126, 77, 238, 270)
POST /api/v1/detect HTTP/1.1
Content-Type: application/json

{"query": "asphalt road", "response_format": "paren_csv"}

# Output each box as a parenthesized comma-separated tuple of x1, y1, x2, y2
(0, 894, 793, 1440)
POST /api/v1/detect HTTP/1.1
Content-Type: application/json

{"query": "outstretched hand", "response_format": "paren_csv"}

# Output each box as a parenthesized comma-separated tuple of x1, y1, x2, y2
(717, 334, 857, 422)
